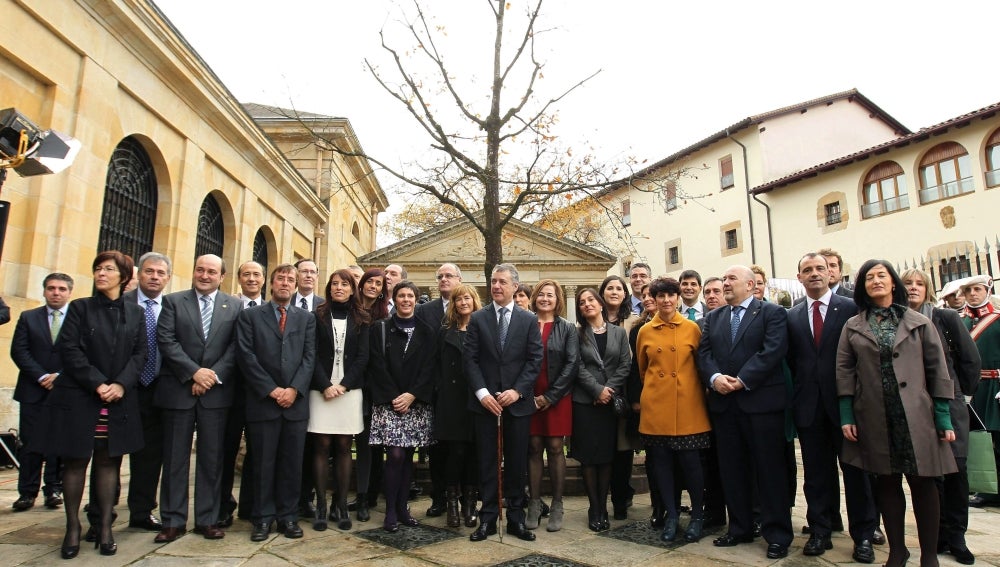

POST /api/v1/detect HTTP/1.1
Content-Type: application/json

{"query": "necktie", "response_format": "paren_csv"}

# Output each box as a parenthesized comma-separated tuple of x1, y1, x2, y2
(687, 307, 697, 321)
(300, 297, 308, 311)
(200, 295, 213, 340)
(139, 299, 158, 386)
(50, 310, 61, 342)
(497, 306, 509, 350)
(812, 300, 824, 348)
(278, 305, 287, 334)
(248, 300, 256, 307)
(730, 305, 742, 343)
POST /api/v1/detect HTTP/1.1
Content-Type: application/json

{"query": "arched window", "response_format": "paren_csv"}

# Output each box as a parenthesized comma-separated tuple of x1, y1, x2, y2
(194, 194, 224, 260)
(351, 221, 361, 240)
(986, 128, 1000, 188)
(861, 161, 908, 218)
(97, 137, 157, 259)
(253, 228, 268, 271)
(918, 142, 973, 203)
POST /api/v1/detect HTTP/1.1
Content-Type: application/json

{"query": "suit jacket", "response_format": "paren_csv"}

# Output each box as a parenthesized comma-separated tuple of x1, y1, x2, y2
(236, 301, 316, 422)
(49, 294, 147, 458)
(155, 289, 242, 410)
(697, 297, 789, 414)
(463, 304, 543, 417)
(574, 324, 630, 404)
(11, 306, 63, 404)
(786, 293, 858, 429)
(415, 298, 446, 331)
(312, 309, 369, 392)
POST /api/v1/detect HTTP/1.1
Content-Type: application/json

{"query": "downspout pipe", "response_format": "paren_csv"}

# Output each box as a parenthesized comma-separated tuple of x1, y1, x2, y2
(726, 130, 774, 276)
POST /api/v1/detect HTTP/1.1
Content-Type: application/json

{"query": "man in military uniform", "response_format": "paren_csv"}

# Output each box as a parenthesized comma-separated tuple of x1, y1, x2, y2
(960, 275, 1000, 508)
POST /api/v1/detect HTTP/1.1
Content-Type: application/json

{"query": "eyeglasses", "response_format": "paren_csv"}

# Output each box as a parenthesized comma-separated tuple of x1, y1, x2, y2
(94, 266, 119, 274)
(436, 273, 458, 280)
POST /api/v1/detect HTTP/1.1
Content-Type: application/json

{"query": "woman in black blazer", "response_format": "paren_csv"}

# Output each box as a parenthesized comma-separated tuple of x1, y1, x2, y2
(50, 251, 146, 558)
(572, 287, 631, 532)
(368, 281, 437, 532)
(308, 269, 370, 531)
(432, 283, 482, 527)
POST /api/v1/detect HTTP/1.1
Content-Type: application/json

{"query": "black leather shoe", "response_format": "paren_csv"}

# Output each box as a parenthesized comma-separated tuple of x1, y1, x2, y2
(129, 514, 163, 531)
(399, 516, 419, 527)
(613, 506, 627, 520)
(98, 537, 117, 556)
(766, 543, 788, 559)
(751, 520, 761, 537)
(968, 494, 986, 508)
(426, 500, 446, 517)
(12, 496, 35, 511)
(217, 513, 234, 528)
(872, 528, 886, 545)
(949, 545, 975, 565)
(382, 521, 398, 533)
(45, 493, 63, 509)
(803, 534, 832, 556)
(469, 522, 497, 541)
(507, 522, 536, 541)
(650, 507, 666, 529)
(84, 525, 98, 543)
(853, 540, 875, 564)
(61, 527, 81, 559)
(702, 513, 726, 529)
(281, 521, 303, 538)
(713, 532, 755, 547)
(250, 522, 271, 542)
(539, 500, 550, 518)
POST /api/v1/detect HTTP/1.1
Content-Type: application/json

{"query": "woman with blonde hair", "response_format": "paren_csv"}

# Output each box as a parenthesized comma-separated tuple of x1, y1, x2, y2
(433, 284, 483, 528)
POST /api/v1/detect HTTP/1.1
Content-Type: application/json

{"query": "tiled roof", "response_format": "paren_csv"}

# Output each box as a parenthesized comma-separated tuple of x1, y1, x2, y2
(242, 103, 341, 121)
(751, 100, 1000, 194)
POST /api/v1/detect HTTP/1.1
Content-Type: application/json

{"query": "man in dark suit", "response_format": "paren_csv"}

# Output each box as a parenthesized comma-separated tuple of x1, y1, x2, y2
(125, 252, 172, 532)
(416, 262, 462, 517)
(464, 263, 543, 542)
(794, 248, 854, 306)
(237, 263, 316, 541)
(153, 254, 242, 542)
(218, 261, 266, 525)
(10, 272, 74, 511)
(292, 258, 322, 312)
(787, 253, 876, 563)
(697, 265, 792, 559)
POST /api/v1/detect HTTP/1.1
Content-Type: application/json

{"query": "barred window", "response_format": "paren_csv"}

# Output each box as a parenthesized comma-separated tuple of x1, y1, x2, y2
(97, 137, 157, 259)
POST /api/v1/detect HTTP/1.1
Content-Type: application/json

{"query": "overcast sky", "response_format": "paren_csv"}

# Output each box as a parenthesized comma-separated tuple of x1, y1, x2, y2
(156, 0, 999, 230)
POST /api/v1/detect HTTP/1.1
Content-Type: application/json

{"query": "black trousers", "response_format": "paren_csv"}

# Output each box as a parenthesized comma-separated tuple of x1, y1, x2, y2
(17, 401, 62, 498)
(246, 416, 307, 523)
(937, 457, 970, 547)
(474, 412, 529, 526)
(127, 385, 163, 521)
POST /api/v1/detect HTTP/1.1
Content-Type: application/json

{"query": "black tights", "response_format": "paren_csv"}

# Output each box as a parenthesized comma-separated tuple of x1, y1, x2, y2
(581, 463, 612, 514)
(648, 446, 704, 520)
(312, 433, 353, 512)
(62, 447, 121, 546)
(528, 436, 566, 501)
(442, 440, 477, 487)
(383, 447, 415, 524)
(876, 473, 940, 567)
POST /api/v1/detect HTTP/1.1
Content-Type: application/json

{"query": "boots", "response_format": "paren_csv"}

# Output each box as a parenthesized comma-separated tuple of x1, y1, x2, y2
(445, 486, 461, 528)
(525, 499, 542, 530)
(547, 499, 564, 532)
(462, 486, 479, 528)
(313, 496, 328, 531)
(355, 492, 370, 522)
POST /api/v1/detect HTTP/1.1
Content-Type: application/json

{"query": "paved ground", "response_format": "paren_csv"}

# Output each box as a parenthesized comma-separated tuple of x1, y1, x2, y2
(1, 457, 998, 566)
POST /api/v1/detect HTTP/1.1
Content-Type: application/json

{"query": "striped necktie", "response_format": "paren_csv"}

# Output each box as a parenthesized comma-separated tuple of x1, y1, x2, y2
(200, 295, 213, 340)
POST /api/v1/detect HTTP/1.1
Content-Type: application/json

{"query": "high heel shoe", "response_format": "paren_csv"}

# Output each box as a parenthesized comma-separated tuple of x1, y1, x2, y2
(96, 536, 117, 556)
(336, 504, 352, 530)
(599, 510, 610, 531)
(61, 527, 81, 559)
(587, 508, 602, 532)
(884, 548, 909, 567)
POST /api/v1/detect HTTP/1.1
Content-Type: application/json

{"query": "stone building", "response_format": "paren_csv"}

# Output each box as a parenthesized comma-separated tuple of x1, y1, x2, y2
(0, 0, 386, 427)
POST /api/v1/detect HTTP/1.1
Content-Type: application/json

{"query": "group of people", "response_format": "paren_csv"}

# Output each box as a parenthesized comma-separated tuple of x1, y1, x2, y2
(8, 247, 998, 567)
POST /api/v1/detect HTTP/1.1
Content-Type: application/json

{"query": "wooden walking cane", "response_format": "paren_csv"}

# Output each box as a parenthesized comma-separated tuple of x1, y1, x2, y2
(497, 404, 504, 543)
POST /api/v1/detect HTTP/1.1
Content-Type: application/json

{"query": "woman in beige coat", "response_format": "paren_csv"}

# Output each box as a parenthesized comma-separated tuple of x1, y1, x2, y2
(836, 260, 956, 567)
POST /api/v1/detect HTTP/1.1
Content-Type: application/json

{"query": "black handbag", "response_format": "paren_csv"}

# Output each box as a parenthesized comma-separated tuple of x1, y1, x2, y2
(612, 393, 630, 417)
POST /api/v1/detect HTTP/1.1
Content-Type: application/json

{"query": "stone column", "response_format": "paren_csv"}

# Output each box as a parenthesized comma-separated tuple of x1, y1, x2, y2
(564, 285, 578, 324)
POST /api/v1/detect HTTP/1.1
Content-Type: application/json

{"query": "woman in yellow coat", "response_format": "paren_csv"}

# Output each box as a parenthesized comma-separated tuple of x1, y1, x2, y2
(636, 277, 710, 544)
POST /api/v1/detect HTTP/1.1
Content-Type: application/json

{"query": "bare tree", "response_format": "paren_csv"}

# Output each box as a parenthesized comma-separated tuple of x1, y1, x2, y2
(302, 0, 627, 280)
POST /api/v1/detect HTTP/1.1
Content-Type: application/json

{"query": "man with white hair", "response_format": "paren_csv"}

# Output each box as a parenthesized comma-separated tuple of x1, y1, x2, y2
(961, 276, 1000, 509)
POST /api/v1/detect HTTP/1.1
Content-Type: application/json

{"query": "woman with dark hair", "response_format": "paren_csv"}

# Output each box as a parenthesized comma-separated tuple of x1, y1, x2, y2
(514, 283, 533, 312)
(433, 283, 482, 528)
(525, 279, 579, 532)
(636, 278, 709, 543)
(308, 269, 371, 531)
(359, 268, 389, 321)
(368, 281, 436, 532)
(837, 260, 957, 567)
(573, 287, 631, 531)
(50, 251, 146, 558)
(599, 274, 640, 519)
(901, 268, 981, 565)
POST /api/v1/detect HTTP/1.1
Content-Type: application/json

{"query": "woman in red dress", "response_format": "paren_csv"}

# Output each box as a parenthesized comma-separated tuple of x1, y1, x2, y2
(525, 279, 579, 532)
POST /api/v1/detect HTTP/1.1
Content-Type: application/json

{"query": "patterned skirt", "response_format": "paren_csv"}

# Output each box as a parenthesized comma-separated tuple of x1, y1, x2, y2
(369, 402, 436, 448)
(641, 432, 711, 451)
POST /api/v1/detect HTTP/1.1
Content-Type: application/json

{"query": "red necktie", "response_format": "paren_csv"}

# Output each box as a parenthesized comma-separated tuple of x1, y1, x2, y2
(812, 300, 823, 348)
(278, 305, 287, 334)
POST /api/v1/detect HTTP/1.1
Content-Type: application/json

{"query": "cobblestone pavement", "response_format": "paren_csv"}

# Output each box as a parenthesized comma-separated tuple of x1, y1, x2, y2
(1, 457, 998, 566)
